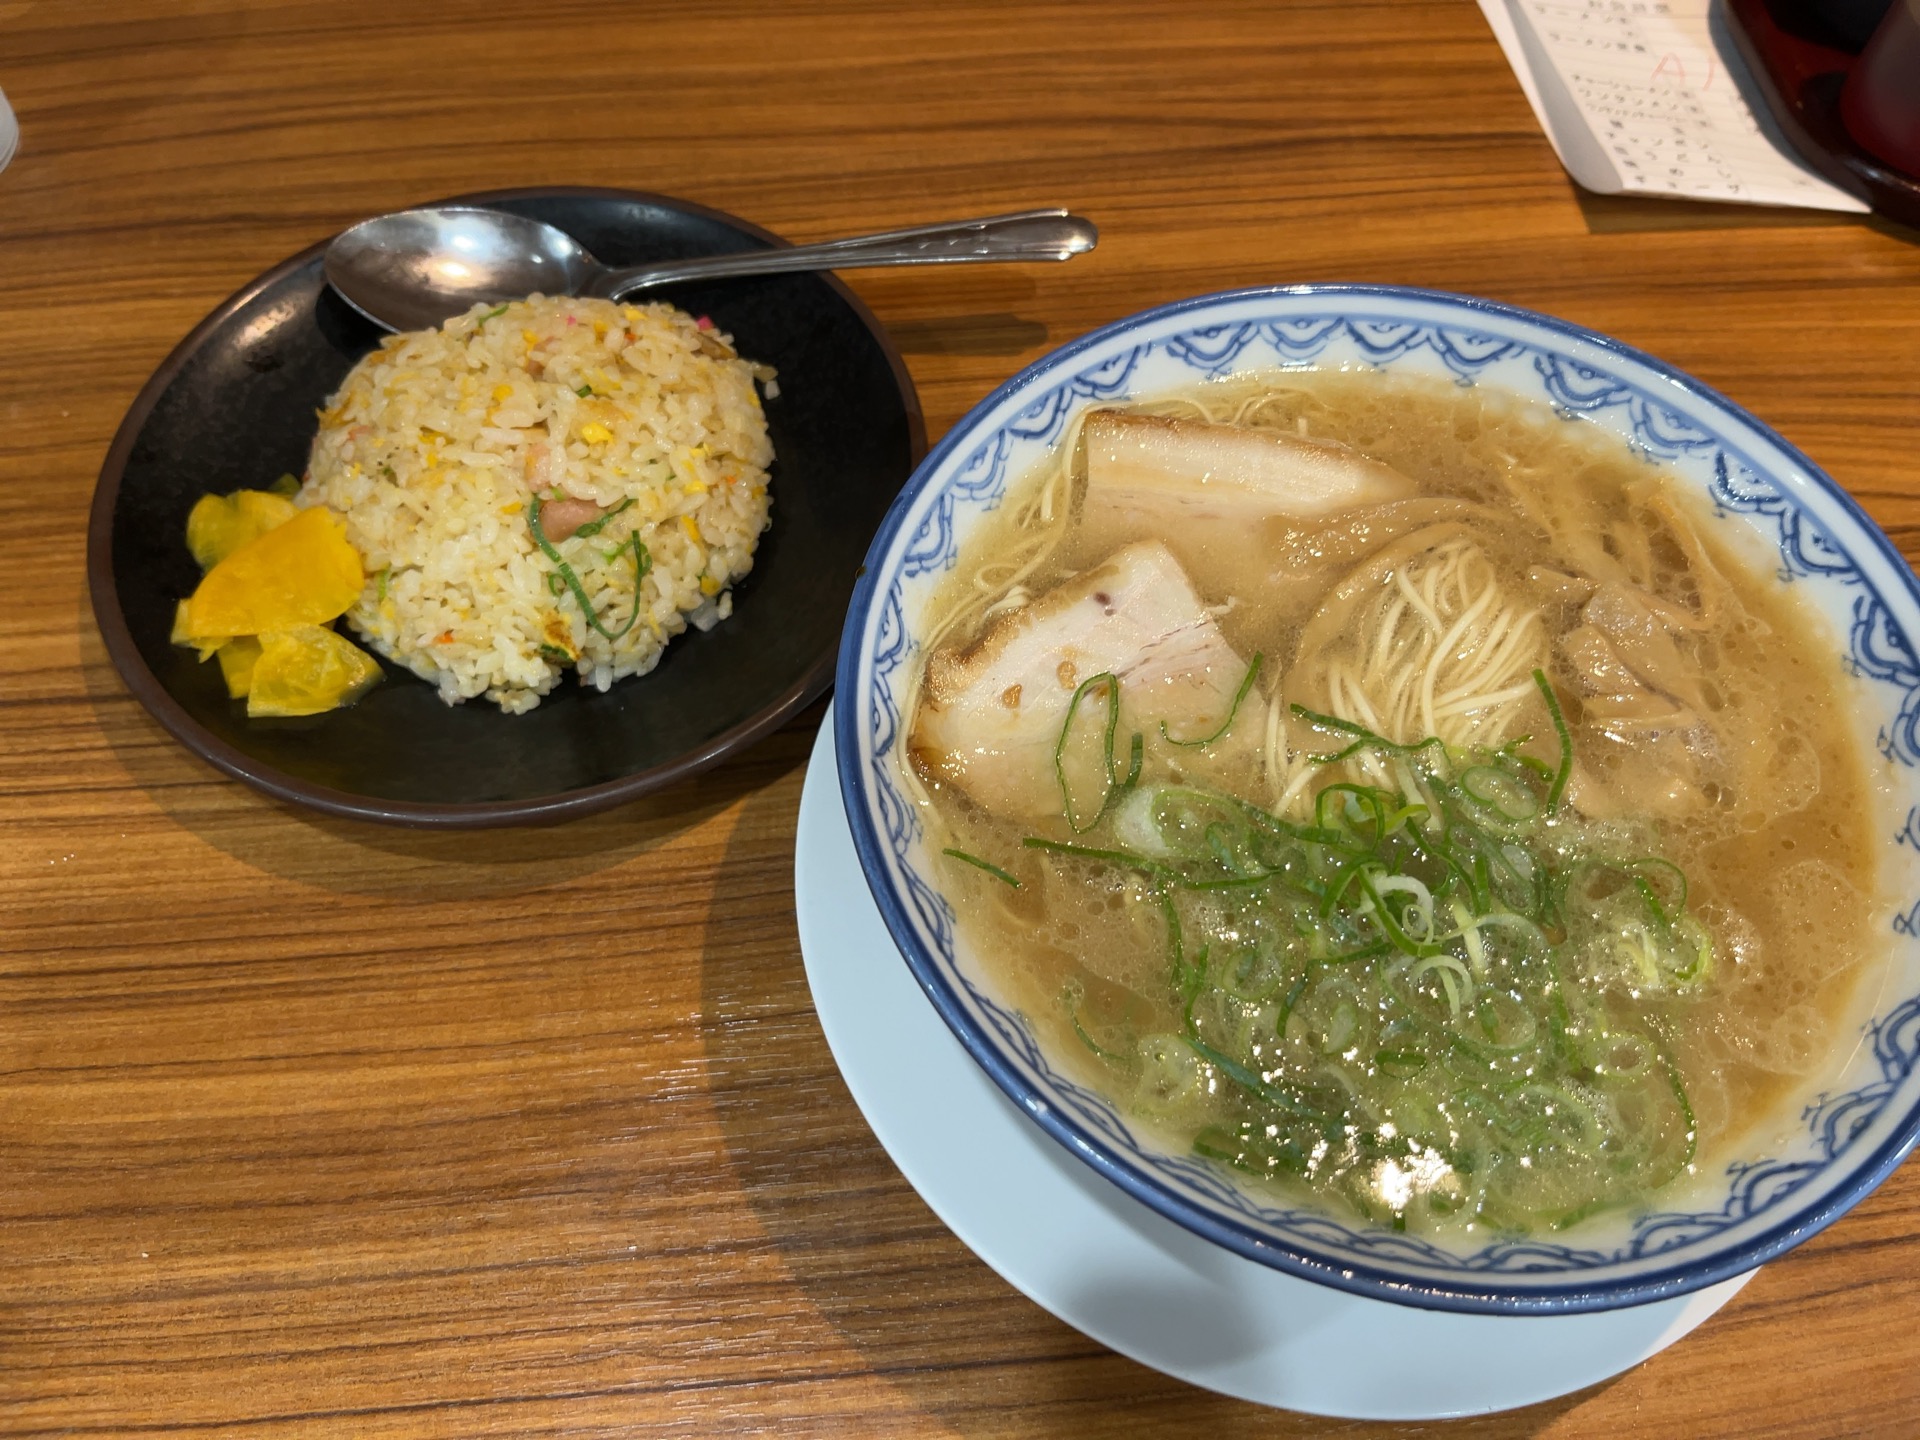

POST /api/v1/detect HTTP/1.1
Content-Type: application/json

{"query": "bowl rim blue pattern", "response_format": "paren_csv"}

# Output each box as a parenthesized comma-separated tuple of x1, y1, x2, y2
(834, 282, 1920, 1314)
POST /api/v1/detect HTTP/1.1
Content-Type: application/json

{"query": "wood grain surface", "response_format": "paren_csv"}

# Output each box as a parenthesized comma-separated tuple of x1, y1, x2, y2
(5, 1, 1920, 1434)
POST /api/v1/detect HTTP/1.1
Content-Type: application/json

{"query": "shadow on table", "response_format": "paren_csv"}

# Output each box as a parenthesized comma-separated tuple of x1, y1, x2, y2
(695, 778, 1610, 1437)
(885, 313, 1050, 356)
(1568, 176, 1918, 245)
(77, 587, 795, 901)
(1572, 188, 1864, 233)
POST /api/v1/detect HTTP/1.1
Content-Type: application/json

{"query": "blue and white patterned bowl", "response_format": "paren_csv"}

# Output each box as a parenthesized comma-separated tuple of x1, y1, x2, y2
(834, 285, 1920, 1314)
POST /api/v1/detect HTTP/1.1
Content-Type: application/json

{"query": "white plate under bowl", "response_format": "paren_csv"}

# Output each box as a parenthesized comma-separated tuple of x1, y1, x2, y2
(795, 707, 1753, 1420)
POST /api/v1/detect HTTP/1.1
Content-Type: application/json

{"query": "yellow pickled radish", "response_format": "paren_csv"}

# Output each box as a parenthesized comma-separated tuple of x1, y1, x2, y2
(185, 489, 299, 571)
(171, 600, 228, 661)
(214, 638, 262, 699)
(246, 626, 383, 718)
(178, 506, 363, 644)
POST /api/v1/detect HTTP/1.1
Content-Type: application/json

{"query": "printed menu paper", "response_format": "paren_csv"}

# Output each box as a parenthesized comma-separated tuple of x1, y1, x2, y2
(1479, 0, 1869, 212)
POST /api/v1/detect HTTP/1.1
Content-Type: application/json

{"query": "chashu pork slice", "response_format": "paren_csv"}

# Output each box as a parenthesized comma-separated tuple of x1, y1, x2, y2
(911, 540, 1263, 820)
(1081, 409, 1413, 529)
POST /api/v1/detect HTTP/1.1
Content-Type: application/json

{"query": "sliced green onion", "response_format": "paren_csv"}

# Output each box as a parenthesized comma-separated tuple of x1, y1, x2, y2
(1072, 1010, 1130, 1062)
(1374, 1047, 1429, 1074)
(1064, 981, 1133, 1063)
(1627, 857, 1688, 928)
(1533, 669, 1573, 814)
(1163, 652, 1263, 747)
(1055, 671, 1123, 832)
(1461, 765, 1539, 822)
(1551, 1197, 1618, 1232)
(1185, 1034, 1333, 1122)
(571, 496, 636, 540)
(1021, 836, 1172, 877)
(942, 847, 1021, 889)
(529, 494, 645, 641)
(1290, 704, 1447, 766)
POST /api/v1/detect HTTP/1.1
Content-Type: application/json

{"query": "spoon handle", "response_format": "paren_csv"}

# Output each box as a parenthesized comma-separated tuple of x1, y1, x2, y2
(591, 209, 1098, 298)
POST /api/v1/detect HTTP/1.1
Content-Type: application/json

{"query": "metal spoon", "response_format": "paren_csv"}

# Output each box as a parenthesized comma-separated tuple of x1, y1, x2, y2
(324, 206, 1098, 333)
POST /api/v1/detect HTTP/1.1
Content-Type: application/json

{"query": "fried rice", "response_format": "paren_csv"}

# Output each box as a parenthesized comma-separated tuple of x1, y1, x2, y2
(298, 293, 776, 713)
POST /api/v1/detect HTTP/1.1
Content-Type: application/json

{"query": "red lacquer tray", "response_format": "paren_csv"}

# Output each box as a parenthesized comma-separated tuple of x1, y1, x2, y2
(1725, 0, 1920, 229)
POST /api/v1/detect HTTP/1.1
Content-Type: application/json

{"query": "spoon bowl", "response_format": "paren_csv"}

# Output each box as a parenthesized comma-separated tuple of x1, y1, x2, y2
(326, 205, 1098, 333)
(326, 208, 602, 332)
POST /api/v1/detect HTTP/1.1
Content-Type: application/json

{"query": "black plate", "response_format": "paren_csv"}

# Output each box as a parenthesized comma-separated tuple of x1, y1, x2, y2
(88, 187, 924, 826)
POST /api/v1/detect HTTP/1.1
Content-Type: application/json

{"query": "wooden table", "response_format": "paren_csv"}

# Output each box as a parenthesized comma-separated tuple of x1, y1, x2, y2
(6, 2, 1920, 1434)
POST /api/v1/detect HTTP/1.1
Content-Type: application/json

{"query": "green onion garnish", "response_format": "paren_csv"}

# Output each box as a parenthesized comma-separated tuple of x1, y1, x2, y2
(1010, 673, 1708, 1232)
(1071, 1010, 1130, 1062)
(943, 847, 1021, 889)
(1021, 835, 1174, 877)
(528, 493, 648, 641)
(1055, 671, 1124, 832)
(1290, 705, 1447, 766)
(571, 497, 635, 540)
(1533, 668, 1573, 814)
(1163, 652, 1263, 747)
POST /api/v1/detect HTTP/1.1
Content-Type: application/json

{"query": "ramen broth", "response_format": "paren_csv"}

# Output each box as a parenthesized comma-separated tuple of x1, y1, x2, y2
(907, 371, 1887, 1236)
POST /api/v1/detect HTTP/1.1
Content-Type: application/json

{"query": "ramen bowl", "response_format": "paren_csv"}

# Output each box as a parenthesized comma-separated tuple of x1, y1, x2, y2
(835, 284, 1920, 1314)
